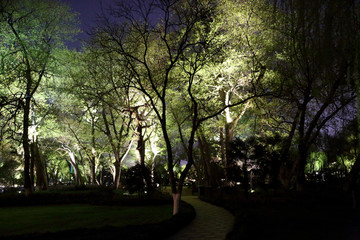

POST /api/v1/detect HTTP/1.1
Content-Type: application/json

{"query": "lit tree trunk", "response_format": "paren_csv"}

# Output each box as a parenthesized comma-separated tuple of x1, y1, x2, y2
(197, 131, 213, 186)
(219, 127, 226, 181)
(108, 156, 116, 184)
(30, 145, 35, 191)
(172, 193, 181, 215)
(23, 93, 33, 195)
(136, 123, 153, 192)
(90, 119, 97, 184)
(78, 151, 90, 183)
(63, 147, 83, 186)
(161, 118, 179, 214)
(68, 111, 98, 185)
(113, 153, 121, 189)
(31, 141, 48, 190)
(221, 90, 249, 184)
(224, 122, 233, 180)
(102, 108, 131, 189)
(114, 140, 133, 189)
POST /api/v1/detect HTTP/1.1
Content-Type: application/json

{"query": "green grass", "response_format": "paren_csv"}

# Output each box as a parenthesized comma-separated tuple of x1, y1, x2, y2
(0, 204, 172, 237)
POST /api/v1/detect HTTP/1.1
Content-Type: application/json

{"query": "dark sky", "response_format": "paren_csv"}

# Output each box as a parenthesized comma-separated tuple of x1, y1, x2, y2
(60, 0, 117, 49)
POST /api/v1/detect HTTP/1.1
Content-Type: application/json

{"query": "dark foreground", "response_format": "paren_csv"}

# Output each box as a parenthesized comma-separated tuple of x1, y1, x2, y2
(200, 186, 360, 240)
(0, 189, 195, 240)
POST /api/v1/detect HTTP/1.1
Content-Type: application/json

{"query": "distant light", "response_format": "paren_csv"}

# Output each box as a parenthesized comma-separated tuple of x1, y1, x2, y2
(236, 182, 241, 185)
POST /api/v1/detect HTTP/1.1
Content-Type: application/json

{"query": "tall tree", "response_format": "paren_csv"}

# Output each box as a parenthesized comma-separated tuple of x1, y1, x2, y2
(93, 0, 272, 214)
(189, 0, 276, 184)
(63, 48, 136, 189)
(271, 0, 357, 190)
(0, 0, 79, 194)
(344, 1, 360, 207)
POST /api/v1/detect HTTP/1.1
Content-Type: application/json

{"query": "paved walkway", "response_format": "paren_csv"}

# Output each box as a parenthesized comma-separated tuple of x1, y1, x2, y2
(168, 196, 234, 240)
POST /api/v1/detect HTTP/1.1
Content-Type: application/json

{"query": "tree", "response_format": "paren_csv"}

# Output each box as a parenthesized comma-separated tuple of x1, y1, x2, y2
(270, 0, 357, 191)
(92, 0, 273, 214)
(0, 0, 79, 194)
(63, 47, 137, 189)
(198, 0, 275, 183)
(343, 1, 360, 207)
(58, 50, 104, 185)
(92, 0, 212, 214)
(131, 100, 156, 192)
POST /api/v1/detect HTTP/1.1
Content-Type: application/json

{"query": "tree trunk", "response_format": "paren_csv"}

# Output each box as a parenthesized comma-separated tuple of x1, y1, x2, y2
(69, 120, 97, 185)
(198, 132, 214, 186)
(279, 111, 299, 188)
(161, 118, 177, 198)
(30, 149, 35, 191)
(219, 127, 227, 182)
(114, 160, 121, 189)
(90, 119, 97, 184)
(113, 141, 133, 189)
(136, 123, 153, 192)
(23, 95, 33, 195)
(31, 141, 48, 190)
(225, 123, 233, 174)
(67, 149, 83, 186)
(172, 193, 181, 215)
(296, 145, 307, 192)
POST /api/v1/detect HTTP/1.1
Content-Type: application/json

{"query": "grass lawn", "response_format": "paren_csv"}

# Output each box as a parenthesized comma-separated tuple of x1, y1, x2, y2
(0, 204, 172, 237)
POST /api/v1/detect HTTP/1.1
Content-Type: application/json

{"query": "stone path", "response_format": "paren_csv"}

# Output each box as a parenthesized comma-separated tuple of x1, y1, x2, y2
(168, 196, 234, 240)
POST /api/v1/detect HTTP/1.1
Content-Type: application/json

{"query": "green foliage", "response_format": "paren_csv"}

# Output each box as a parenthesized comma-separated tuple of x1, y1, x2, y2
(305, 152, 327, 174)
(336, 156, 355, 173)
(0, 141, 22, 186)
(122, 164, 151, 194)
(0, 0, 80, 88)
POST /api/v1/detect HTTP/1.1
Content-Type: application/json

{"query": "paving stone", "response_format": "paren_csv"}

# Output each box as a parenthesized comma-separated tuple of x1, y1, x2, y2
(168, 196, 234, 240)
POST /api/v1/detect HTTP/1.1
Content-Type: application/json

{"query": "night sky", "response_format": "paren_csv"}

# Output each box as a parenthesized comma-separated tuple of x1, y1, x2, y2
(60, 0, 117, 49)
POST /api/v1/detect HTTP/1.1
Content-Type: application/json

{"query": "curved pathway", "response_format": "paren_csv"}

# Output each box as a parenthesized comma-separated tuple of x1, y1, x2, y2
(169, 196, 234, 240)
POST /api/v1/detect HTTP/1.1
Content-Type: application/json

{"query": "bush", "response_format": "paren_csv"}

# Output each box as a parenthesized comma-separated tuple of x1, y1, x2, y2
(122, 164, 151, 194)
(0, 187, 174, 207)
